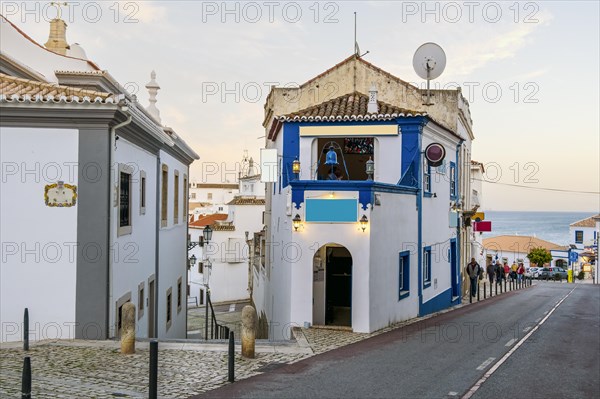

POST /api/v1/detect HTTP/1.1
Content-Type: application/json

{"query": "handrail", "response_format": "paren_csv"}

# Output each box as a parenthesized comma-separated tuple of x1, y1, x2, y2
(206, 295, 230, 340)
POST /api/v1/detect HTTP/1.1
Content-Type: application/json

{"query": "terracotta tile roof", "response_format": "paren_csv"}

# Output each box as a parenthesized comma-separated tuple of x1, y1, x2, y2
(213, 224, 235, 231)
(0, 73, 116, 104)
(483, 235, 564, 253)
(276, 92, 425, 122)
(189, 213, 228, 228)
(227, 197, 265, 206)
(570, 214, 600, 228)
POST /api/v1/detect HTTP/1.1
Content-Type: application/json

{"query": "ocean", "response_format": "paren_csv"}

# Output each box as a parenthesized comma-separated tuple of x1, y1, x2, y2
(481, 211, 597, 246)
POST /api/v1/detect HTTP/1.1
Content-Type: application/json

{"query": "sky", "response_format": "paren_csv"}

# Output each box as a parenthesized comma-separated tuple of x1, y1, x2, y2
(2, 0, 598, 212)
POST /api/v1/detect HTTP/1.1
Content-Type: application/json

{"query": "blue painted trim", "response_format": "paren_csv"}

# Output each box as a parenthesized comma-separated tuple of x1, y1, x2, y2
(423, 246, 432, 288)
(420, 287, 454, 316)
(417, 129, 423, 313)
(449, 161, 457, 200)
(281, 123, 300, 189)
(424, 192, 434, 198)
(450, 238, 459, 298)
(399, 251, 410, 301)
(399, 120, 426, 187)
(289, 180, 417, 209)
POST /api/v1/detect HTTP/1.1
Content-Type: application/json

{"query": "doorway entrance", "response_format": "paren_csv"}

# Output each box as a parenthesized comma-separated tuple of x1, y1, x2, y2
(312, 244, 352, 327)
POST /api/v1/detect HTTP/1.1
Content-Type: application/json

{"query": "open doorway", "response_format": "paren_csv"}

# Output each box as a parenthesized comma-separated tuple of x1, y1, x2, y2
(313, 244, 352, 327)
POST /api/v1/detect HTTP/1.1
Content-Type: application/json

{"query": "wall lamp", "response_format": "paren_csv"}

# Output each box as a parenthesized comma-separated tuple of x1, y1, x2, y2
(360, 215, 369, 232)
(292, 214, 302, 231)
(292, 158, 301, 175)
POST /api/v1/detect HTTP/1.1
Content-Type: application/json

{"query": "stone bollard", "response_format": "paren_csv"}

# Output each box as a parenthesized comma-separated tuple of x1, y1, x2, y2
(241, 305, 257, 359)
(120, 302, 136, 355)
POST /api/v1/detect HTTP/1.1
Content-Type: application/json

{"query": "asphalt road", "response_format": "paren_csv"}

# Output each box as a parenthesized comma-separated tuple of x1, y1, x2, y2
(192, 282, 600, 399)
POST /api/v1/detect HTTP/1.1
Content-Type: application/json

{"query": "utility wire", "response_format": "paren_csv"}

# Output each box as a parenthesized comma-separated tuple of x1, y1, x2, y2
(472, 178, 600, 195)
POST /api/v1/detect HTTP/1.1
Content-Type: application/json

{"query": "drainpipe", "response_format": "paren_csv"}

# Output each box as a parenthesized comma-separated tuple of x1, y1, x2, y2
(155, 155, 161, 338)
(108, 109, 133, 338)
(455, 140, 464, 300)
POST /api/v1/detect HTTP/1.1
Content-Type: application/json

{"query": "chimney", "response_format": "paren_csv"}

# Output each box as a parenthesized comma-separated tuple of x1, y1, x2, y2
(44, 18, 70, 56)
(367, 83, 378, 114)
(145, 71, 161, 124)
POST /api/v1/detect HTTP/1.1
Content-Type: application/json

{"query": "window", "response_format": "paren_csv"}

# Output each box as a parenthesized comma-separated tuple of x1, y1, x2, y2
(118, 164, 133, 236)
(166, 288, 172, 330)
(161, 164, 168, 227)
(174, 170, 180, 224)
(423, 247, 432, 288)
(198, 262, 204, 274)
(139, 170, 146, 215)
(399, 251, 410, 300)
(138, 282, 145, 320)
(191, 192, 196, 200)
(207, 192, 213, 200)
(449, 162, 457, 199)
(183, 175, 188, 221)
(177, 277, 182, 314)
(424, 164, 431, 193)
(575, 230, 583, 244)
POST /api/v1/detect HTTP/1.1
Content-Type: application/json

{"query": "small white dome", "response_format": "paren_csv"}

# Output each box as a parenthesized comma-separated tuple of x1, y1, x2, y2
(68, 43, 88, 60)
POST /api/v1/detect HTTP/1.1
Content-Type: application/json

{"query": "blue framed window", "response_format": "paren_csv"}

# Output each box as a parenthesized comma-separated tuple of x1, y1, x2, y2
(423, 246, 432, 288)
(449, 162, 457, 199)
(575, 230, 583, 244)
(424, 164, 431, 193)
(399, 251, 410, 300)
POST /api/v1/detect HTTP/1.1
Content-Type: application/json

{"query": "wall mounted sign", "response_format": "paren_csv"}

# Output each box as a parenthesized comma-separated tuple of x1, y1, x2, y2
(45, 181, 77, 207)
(305, 198, 358, 223)
(425, 143, 446, 167)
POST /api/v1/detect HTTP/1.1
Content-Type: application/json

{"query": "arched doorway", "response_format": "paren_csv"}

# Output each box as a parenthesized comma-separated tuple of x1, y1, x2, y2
(312, 244, 352, 327)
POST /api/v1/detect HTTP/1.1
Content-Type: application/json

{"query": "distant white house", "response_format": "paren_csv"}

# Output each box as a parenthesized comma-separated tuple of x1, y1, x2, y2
(187, 172, 265, 305)
(0, 15, 198, 342)
(569, 214, 599, 249)
(188, 183, 238, 218)
(482, 235, 568, 268)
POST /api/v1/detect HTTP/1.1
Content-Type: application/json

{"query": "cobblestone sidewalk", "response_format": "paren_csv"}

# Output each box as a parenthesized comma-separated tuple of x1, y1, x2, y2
(0, 340, 308, 398)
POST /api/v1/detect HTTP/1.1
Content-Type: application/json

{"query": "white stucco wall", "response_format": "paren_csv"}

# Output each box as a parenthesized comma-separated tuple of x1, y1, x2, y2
(110, 138, 157, 339)
(157, 150, 188, 339)
(1, 127, 78, 342)
(569, 225, 596, 249)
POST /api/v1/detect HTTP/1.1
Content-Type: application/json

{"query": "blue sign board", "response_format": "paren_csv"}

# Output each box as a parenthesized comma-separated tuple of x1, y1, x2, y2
(305, 198, 358, 223)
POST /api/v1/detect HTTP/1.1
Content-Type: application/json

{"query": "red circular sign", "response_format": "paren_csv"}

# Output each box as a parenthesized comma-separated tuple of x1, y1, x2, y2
(425, 143, 446, 167)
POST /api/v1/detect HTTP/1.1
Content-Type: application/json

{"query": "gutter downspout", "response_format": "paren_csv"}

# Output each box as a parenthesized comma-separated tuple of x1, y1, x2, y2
(417, 129, 423, 316)
(455, 140, 464, 301)
(108, 111, 133, 338)
(155, 155, 161, 338)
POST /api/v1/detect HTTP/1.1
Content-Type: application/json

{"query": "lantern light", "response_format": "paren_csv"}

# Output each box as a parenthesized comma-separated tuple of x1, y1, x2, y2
(292, 158, 301, 175)
(366, 157, 374, 180)
(203, 225, 213, 242)
(359, 215, 369, 232)
(292, 214, 302, 231)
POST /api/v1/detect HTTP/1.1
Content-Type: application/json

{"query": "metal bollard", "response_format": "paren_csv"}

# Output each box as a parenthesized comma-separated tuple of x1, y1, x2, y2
(23, 308, 29, 352)
(228, 331, 235, 383)
(504, 279, 507, 293)
(477, 283, 480, 301)
(21, 356, 31, 399)
(495, 281, 498, 296)
(483, 282, 487, 299)
(149, 340, 158, 399)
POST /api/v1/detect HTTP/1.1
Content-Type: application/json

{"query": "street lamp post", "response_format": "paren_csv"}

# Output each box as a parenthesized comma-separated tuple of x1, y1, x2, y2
(202, 225, 213, 340)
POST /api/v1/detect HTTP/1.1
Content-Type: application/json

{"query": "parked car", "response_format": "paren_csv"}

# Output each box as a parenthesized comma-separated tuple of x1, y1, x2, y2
(539, 267, 568, 280)
(526, 267, 541, 278)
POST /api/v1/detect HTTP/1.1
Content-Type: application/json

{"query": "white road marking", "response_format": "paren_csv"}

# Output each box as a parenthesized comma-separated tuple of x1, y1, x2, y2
(505, 338, 517, 347)
(448, 392, 458, 397)
(523, 327, 532, 332)
(229, 304, 236, 312)
(462, 287, 576, 399)
(476, 357, 496, 370)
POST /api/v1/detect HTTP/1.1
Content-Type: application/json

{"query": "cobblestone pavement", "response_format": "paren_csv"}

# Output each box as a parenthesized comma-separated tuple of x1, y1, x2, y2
(0, 340, 308, 398)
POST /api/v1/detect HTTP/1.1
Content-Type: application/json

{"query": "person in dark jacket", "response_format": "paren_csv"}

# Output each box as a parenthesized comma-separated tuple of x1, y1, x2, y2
(466, 258, 481, 297)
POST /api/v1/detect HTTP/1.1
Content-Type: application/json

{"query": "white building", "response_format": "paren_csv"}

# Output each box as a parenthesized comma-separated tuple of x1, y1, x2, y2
(253, 55, 476, 340)
(188, 183, 238, 218)
(0, 16, 198, 342)
(482, 236, 567, 268)
(569, 214, 599, 249)
(188, 172, 265, 305)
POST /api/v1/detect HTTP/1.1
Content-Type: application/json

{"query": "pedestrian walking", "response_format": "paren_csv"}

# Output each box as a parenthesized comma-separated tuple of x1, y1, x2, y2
(504, 262, 510, 280)
(517, 262, 525, 282)
(486, 262, 495, 285)
(466, 258, 481, 297)
(495, 261, 504, 284)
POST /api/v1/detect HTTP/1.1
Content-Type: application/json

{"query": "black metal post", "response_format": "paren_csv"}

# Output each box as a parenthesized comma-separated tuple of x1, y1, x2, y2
(477, 283, 480, 301)
(21, 356, 31, 399)
(23, 308, 29, 351)
(205, 290, 209, 341)
(495, 280, 498, 296)
(483, 282, 487, 299)
(149, 340, 158, 399)
(504, 279, 507, 293)
(228, 331, 235, 383)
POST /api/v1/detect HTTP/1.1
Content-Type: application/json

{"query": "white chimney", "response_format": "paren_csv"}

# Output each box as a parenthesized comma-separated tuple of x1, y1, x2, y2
(368, 83, 378, 114)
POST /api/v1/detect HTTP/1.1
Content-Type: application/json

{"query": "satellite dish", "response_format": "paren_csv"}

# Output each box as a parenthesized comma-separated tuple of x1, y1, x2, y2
(412, 42, 447, 105)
